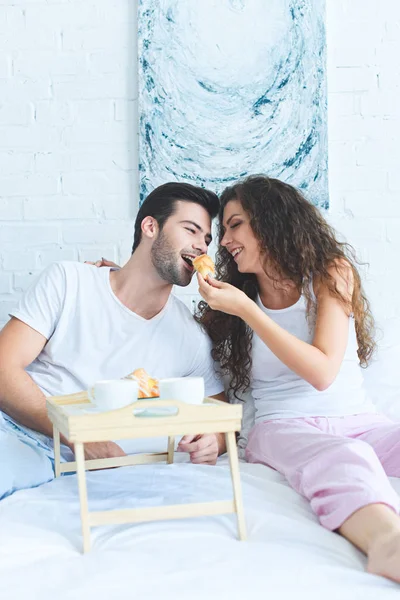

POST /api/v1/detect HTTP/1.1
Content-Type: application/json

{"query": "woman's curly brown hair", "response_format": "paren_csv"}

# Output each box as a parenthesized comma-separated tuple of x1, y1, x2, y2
(196, 175, 376, 398)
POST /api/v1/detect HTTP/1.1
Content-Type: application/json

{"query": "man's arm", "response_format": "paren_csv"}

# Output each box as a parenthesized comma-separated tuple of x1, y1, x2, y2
(0, 318, 52, 435)
(0, 317, 126, 460)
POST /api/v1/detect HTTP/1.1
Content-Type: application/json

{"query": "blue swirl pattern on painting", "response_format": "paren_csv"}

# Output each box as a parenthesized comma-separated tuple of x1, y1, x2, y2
(138, 0, 328, 208)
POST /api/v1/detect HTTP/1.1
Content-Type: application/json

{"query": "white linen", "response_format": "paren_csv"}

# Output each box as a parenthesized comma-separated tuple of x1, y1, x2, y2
(0, 458, 399, 600)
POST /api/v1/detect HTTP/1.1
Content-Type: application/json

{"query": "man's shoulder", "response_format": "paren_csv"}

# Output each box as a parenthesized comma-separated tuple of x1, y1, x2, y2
(55, 260, 90, 272)
(35, 261, 102, 294)
(46, 260, 95, 279)
(169, 294, 208, 337)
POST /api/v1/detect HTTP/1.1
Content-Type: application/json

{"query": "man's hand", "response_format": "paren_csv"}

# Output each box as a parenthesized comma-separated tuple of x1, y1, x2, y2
(177, 433, 222, 465)
(78, 441, 126, 461)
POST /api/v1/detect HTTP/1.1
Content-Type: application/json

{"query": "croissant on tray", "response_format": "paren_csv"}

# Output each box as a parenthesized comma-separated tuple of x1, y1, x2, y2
(124, 368, 159, 398)
(192, 254, 215, 279)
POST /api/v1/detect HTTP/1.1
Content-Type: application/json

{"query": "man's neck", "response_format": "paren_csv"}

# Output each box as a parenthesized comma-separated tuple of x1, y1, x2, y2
(109, 250, 173, 320)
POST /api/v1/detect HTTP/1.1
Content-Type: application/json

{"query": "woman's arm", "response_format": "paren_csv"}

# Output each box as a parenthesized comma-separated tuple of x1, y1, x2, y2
(198, 262, 354, 391)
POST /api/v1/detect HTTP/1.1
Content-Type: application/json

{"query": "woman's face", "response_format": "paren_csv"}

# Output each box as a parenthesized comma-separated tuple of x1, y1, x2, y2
(221, 200, 263, 274)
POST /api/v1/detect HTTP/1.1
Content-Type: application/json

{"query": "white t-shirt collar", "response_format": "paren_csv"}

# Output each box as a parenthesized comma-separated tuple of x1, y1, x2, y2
(101, 266, 172, 323)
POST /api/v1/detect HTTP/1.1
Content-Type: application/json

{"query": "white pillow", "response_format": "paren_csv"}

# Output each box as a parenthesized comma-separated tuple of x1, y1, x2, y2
(363, 320, 400, 421)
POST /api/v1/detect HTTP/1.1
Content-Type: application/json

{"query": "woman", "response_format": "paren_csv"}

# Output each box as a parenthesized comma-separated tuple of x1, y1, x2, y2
(197, 175, 400, 583)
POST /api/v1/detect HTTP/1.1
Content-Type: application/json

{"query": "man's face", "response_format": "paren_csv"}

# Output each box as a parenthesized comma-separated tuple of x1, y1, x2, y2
(151, 201, 212, 287)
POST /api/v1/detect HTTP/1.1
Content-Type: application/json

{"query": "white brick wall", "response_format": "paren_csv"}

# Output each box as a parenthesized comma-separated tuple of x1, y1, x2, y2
(0, 0, 137, 324)
(326, 0, 400, 336)
(0, 0, 399, 339)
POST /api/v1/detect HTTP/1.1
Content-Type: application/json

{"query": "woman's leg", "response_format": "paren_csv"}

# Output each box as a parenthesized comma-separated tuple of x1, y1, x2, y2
(246, 418, 399, 530)
(345, 413, 400, 477)
(339, 504, 400, 582)
(246, 418, 400, 581)
(335, 413, 400, 582)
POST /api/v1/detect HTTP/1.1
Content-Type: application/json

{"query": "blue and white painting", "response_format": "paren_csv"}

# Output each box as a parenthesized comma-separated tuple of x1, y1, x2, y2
(138, 0, 328, 208)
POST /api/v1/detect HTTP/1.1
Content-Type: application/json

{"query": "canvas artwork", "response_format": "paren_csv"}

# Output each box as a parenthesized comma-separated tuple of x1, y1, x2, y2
(138, 0, 328, 208)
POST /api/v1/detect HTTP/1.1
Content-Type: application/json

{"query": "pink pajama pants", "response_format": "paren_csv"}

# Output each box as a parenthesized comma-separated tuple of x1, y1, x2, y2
(245, 413, 400, 531)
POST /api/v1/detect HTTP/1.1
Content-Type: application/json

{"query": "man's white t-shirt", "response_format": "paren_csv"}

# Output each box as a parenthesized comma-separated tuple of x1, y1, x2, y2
(9, 261, 223, 399)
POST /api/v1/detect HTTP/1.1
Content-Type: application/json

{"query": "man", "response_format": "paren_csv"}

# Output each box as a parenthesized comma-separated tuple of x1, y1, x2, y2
(0, 183, 226, 501)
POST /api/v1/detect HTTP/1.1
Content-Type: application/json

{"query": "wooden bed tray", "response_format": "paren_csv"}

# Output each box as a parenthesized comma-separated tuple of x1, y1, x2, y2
(46, 392, 246, 552)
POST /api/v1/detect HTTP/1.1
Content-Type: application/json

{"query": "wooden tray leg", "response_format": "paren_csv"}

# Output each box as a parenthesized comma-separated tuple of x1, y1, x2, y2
(167, 436, 175, 464)
(225, 431, 247, 541)
(74, 442, 91, 553)
(53, 425, 61, 478)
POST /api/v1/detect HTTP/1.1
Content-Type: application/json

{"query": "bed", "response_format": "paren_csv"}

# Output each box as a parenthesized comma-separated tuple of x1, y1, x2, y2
(0, 328, 399, 600)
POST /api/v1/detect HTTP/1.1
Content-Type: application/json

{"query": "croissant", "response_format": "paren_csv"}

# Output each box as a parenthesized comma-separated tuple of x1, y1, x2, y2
(192, 254, 215, 279)
(124, 368, 159, 398)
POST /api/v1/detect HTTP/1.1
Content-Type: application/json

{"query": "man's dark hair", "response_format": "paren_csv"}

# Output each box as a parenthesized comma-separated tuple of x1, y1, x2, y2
(132, 182, 219, 253)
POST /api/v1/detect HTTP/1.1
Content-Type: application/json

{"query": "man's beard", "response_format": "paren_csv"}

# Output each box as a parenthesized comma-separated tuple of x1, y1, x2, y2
(151, 231, 192, 287)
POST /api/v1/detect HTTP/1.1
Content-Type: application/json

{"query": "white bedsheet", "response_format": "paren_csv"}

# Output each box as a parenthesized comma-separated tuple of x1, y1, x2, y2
(0, 457, 399, 600)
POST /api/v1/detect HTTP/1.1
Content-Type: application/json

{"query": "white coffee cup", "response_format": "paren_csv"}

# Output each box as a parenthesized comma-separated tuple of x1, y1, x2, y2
(88, 379, 139, 411)
(159, 377, 205, 405)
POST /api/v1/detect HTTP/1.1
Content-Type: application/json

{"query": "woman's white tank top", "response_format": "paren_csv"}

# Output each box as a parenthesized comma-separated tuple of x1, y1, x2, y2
(251, 287, 376, 423)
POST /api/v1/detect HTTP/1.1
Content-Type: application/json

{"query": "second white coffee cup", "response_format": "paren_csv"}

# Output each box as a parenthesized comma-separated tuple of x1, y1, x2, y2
(89, 379, 139, 411)
(159, 377, 205, 405)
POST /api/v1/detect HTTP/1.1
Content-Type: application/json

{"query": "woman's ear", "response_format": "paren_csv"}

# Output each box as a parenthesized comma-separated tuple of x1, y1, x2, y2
(141, 216, 159, 240)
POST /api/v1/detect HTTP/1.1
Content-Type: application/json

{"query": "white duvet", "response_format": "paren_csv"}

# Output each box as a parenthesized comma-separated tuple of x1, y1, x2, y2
(2, 333, 400, 600)
(1, 454, 399, 600)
